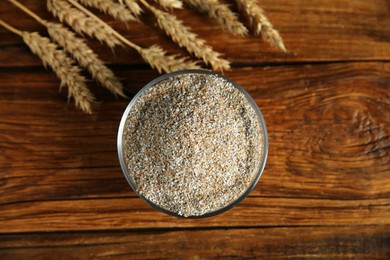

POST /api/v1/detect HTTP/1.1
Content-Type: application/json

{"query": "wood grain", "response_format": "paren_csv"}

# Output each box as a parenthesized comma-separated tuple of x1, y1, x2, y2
(0, 197, 389, 233)
(1, 226, 389, 259)
(0, 63, 389, 233)
(0, 0, 389, 258)
(1, 0, 390, 68)
(1, 64, 389, 202)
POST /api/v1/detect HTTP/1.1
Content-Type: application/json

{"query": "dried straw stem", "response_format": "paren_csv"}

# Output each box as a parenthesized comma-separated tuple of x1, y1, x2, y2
(152, 0, 183, 10)
(0, 19, 22, 36)
(140, 0, 230, 71)
(47, 0, 122, 48)
(235, 0, 286, 51)
(68, 0, 201, 73)
(78, 0, 138, 22)
(9, 0, 125, 97)
(8, 0, 47, 27)
(183, 0, 248, 36)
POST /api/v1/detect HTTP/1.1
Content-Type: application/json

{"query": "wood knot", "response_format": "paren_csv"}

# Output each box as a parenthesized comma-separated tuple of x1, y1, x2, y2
(285, 93, 389, 196)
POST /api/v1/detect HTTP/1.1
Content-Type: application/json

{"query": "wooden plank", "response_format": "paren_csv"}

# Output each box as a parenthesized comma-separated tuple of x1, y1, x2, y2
(0, 197, 389, 232)
(1, 0, 390, 67)
(0, 63, 389, 208)
(0, 226, 389, 259)
(1, 180, 389, 231)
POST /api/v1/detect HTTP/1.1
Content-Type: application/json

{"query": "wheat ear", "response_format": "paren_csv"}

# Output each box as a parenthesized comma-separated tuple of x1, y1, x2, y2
(152, 0, 183, 10)
(47, 23, 126, 97)
(8, 0, 125, 97)
(47, 0, 122, 49)
(140, 0, 230, 71)
(140, 45, 200, 74)
(78, 0, 138, 22)
(0, 20, 94, 113)
(235, 0, 286, 51)
(183, 0, 247, 36)
(23, 32, 95, 114)
(117, 0, 143, 16)
(67, 0, 201, 73)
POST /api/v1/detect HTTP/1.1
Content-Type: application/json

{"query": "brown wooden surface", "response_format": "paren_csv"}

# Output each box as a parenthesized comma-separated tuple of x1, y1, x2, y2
(0, 0, 389, 259)
(0, 226, 388, 259)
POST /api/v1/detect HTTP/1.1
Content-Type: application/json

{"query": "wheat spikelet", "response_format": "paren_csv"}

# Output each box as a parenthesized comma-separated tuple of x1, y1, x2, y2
(235, 0, 286, 51)
(183, 0, 247, 36)
(46, 22, 125, 97)
(78, 0, 138, 22)
(23, 31, 94, 113)
(120, 0, 143, 16)
(140, 45, 200, 73)
(47, 0, 122, 49)
(153, 0, 183, 10)
(141, 1, 230, 71)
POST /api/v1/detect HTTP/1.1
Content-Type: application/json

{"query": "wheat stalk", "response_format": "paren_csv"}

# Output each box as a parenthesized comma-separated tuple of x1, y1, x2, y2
(68, 0, 201, 73)
(153, 0, 183, 10)
(0, 20, 94, 113)
(183, 0, 247, 36)
(78, 0, 138, 22)
(235, 0, 286, 51)
(23, 32, 95, 114)
(47, 23, 126, 97)
(47, 0, 122, 49)
(140, 0, 230, 71)
(140, 45, 198, 74)
(8, 0, 125, 97)
(117, 0, 143, 16)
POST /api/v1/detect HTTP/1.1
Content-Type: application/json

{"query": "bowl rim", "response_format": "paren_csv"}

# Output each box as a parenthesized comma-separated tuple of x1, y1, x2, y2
(117, 69, 268, 218)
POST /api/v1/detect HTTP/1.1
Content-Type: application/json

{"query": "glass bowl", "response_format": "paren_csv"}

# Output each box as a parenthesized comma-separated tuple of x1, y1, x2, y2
(117, 69, 268, 218)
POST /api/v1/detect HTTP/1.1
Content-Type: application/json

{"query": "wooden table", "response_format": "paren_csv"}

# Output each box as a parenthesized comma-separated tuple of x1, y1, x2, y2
(1, 0, 389, 258)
